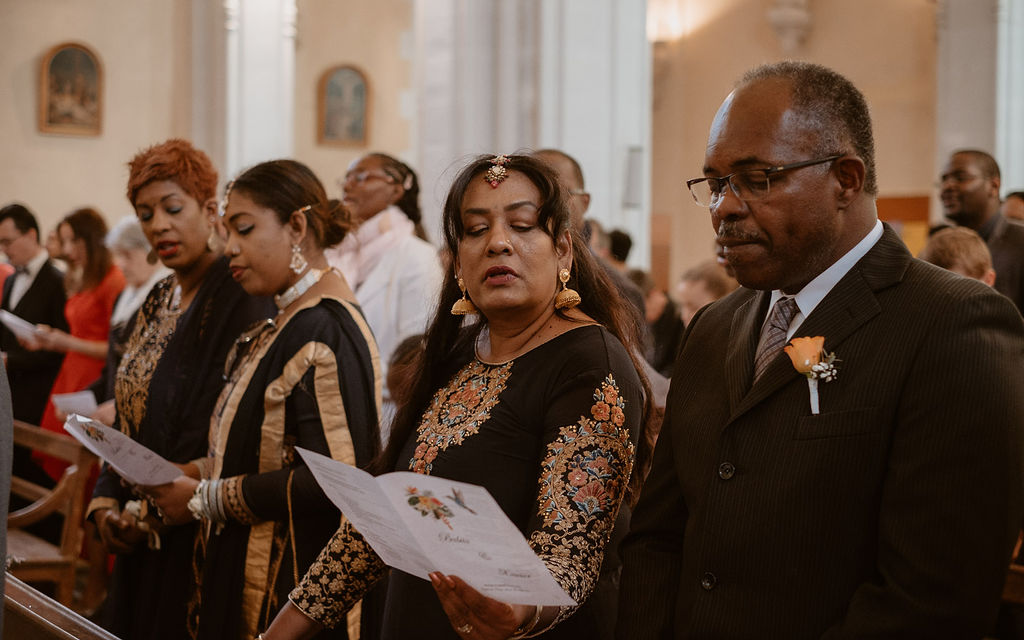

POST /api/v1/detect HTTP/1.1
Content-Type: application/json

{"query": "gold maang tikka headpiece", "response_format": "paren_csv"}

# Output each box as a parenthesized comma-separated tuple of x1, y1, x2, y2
(484, 155, 510, 188)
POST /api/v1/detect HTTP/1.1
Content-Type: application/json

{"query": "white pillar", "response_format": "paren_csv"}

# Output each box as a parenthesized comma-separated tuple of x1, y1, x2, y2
(933, 0, 1024, 217)
(191, 0, 296, 186)
(997, 0, 1024, 192)
(413, 0, 651, 267)
(537, 0, 652, 268)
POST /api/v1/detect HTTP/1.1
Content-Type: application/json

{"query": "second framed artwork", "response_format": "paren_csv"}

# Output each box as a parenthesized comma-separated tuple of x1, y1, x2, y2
(317, 65, 369, 147)
(38, 42, 103, 136)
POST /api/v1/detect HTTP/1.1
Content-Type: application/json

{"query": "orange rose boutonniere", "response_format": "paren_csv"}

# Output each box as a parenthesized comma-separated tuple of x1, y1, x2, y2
(783, 336, 838, 414)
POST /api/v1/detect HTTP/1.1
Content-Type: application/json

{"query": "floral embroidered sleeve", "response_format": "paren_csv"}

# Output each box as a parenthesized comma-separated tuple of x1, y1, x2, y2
(527, 371, 640, 633)
(288, 516, 389, 628)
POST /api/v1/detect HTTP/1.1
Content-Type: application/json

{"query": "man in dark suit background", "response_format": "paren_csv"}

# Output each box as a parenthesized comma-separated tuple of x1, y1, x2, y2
(0, 203, 68, 425)
(617, 62, 1024, 638)
(1, 203, 68, 490)
(940, 149, 1024, 312)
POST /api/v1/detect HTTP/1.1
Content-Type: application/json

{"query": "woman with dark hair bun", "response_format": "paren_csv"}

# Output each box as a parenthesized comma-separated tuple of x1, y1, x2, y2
(325, 152, 443, 436)
(145, 159, 382, 640)
(262, 154, 654, 640)
(34, 207, 125, 479)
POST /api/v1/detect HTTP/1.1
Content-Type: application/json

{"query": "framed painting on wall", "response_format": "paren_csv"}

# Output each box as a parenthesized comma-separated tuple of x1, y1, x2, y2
(38, 42, 103, 136)
(318, 65, 369, 147)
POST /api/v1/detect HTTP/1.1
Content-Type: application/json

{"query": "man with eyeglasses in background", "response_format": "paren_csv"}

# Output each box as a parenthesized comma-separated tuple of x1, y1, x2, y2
(617, 61, 1024, 639)
(940, 149, 1024, 312)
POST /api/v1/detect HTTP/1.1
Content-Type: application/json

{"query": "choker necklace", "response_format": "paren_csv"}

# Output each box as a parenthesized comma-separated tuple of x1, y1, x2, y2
(275, 267, 324, 311)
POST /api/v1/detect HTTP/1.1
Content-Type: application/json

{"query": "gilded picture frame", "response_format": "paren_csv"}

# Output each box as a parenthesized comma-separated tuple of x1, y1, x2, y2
(318, 65, 369, 147)
(38, 42, 103, 136)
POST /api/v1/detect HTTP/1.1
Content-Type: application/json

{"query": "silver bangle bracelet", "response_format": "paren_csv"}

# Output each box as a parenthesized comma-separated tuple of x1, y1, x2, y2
(187, 478, 227, 525)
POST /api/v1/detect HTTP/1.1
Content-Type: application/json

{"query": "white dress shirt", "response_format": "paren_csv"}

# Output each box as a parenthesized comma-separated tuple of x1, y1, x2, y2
(7, 249, 50, 310)
(764, 219, 884, 338)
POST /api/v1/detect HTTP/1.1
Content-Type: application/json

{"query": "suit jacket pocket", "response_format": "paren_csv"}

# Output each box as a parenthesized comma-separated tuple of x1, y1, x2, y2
(794, 407, 881, 441)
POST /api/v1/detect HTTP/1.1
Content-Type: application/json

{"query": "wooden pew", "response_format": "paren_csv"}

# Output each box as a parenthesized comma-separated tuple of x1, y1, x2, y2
(6, 420, 97, 605)
(4, 573, 119, 640)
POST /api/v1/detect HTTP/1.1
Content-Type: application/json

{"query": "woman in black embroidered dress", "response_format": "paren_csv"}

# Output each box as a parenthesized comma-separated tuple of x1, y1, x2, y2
(87, 139, 274, 639)
(144, 160, 381, 640)
(261, 154, 654, 640)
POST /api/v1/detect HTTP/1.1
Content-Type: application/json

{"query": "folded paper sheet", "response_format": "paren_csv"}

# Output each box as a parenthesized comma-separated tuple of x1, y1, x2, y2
(63, 414, 182, 486)
(0, 309, 39, 342)
(298, 447, 576, 607)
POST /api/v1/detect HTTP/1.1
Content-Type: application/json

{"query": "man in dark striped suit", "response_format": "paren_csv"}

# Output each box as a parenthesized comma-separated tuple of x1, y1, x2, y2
(618, 62, 1024, 639)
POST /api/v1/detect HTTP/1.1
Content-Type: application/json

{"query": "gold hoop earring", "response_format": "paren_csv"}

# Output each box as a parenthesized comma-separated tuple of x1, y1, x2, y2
(289, 243, 308, 275)
(450, 277, 478, 315)
(554, 268, 581, 310)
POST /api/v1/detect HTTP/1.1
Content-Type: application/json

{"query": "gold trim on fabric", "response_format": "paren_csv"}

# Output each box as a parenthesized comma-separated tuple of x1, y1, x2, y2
(206, 293, 373, 639)
(335, 298, 383, 417)
(115, 278, 179, 436)
(346, 599, 361, 640)
(85, 496, 119, 521)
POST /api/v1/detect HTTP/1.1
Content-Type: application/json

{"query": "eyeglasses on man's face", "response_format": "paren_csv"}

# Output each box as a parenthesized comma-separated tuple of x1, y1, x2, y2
(686, 155, 842, 207)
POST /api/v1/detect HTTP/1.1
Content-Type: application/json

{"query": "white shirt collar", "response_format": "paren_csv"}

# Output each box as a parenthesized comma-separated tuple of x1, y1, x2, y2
(23, 249, 49, 279)
(767, 219, 884, 339)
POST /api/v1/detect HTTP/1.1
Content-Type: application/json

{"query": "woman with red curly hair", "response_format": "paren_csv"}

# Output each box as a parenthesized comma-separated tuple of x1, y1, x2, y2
(86, 139, 273, 639)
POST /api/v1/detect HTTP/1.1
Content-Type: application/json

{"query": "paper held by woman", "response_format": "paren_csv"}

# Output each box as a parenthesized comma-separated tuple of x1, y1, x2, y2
(63, 414, 182, 486)
(297, 447, 577, 607)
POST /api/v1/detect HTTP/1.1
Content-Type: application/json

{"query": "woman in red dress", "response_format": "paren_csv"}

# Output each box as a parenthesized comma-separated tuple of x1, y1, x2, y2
(34, 207, 125, 477)
(30, 207, 125, 613)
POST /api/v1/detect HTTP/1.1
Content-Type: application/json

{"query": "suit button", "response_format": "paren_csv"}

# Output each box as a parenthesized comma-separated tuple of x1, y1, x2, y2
(718, 462, 735, 480)
(701, 572, 717, 590)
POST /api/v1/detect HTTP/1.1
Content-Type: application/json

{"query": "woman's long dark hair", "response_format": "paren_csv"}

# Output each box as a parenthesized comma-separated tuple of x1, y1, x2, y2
(61, 207, 112, 292)
(370, 154, 654, 505)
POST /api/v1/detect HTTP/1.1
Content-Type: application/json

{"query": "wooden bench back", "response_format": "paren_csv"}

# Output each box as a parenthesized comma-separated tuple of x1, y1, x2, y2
(6, 420, 98, 604)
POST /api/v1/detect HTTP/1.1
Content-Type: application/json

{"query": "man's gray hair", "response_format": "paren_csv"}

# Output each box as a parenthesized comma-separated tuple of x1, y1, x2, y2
(740, 61, 877, 195)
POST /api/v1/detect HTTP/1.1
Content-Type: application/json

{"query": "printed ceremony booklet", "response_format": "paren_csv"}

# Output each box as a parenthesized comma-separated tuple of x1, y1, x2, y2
(0, 309, 39, 342)
(63, 414, 182, 486)
(52, 390, 98, 417)
(297, 447, 576, 607)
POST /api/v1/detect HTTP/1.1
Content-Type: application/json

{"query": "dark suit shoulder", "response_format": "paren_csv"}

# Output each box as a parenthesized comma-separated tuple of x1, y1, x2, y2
(904, 257, 1019, 311)
(36, 260, 65, 285)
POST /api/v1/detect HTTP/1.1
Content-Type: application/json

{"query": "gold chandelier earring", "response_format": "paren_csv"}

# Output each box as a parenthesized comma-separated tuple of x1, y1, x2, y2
(554, 267, 581, 309)
(450, 277, 478, 315)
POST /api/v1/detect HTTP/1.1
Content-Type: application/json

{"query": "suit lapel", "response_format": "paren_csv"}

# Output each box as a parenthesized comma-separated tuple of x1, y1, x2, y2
(727, 224, 909, 423)
(1, 275, 13, 311)
(725, 290, 767, 412)
(12, 263, 48, 315)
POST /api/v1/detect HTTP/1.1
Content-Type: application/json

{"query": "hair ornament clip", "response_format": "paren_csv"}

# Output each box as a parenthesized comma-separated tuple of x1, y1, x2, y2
(484, 155, 510, 188)
(294, 204, 313, 216)
(219, 180, 235, 217)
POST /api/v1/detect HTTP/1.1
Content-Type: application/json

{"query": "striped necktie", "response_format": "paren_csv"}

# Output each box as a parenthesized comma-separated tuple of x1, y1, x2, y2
(753, 296, 799, 382)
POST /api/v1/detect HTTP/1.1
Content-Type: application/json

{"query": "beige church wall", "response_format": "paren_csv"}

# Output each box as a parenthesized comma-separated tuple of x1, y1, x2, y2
(0, 0, 192, 235)
(293, 0, 413, 201)
(652, 0, 936, 293)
